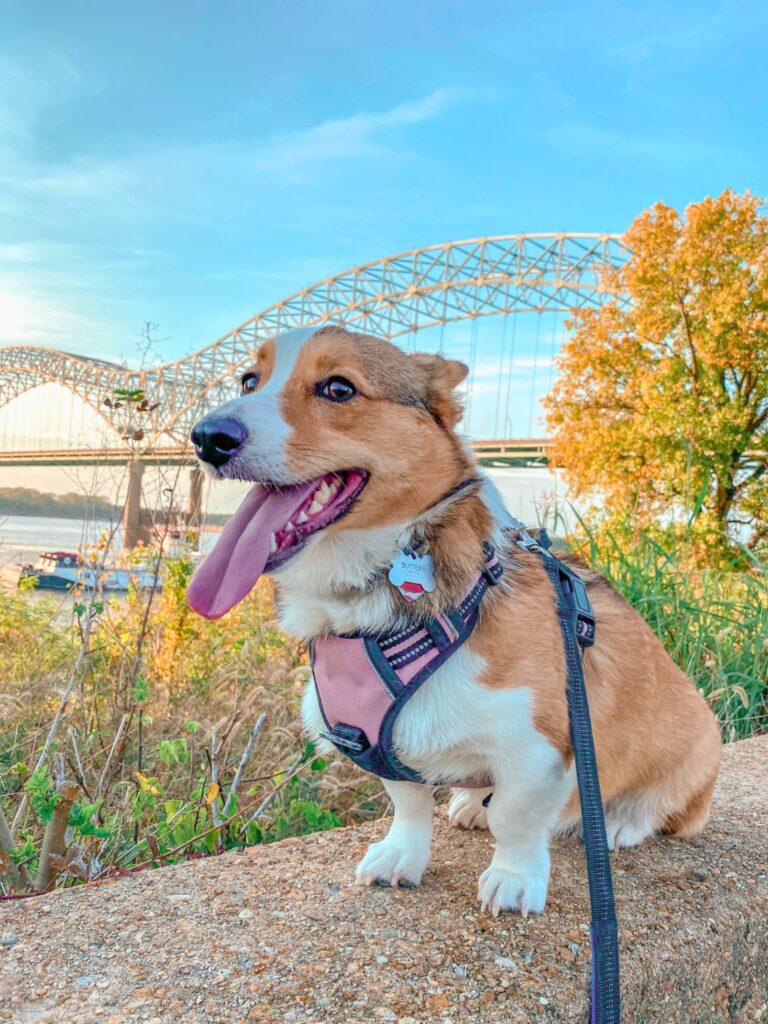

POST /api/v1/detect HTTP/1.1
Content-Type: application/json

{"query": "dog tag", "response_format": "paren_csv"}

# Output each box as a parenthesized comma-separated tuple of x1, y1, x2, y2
(388, 549, 437, 602)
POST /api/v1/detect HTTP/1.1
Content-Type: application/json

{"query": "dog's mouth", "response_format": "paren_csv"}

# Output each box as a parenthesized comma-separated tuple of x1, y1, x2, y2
(187, 469, 368, 619)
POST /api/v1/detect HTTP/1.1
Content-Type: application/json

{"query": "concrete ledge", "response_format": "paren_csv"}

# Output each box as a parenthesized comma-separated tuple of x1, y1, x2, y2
(2, 737, 766, 1024)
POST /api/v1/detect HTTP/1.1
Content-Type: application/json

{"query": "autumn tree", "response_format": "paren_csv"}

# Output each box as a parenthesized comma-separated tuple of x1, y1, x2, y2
(545, 189, 768, 561)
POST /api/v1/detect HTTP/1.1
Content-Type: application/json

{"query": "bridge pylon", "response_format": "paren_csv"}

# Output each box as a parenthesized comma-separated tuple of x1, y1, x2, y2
(122, 458, 145, 551)
(187, 465, 204, 542)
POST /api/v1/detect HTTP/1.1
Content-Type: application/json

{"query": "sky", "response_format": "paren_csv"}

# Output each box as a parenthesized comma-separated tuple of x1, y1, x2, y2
(1, 0, 766, 366)
(0, 0, 766, 501)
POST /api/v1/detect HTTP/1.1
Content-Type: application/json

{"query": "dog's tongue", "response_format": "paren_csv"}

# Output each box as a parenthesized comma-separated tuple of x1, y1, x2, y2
(187, 481, 316, 619)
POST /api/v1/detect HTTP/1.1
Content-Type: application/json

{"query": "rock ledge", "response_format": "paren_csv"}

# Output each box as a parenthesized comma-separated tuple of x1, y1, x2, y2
(2, 738, 766, 1023)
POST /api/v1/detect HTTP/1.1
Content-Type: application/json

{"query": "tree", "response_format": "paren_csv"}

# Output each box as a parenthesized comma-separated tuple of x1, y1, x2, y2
(545, 189, 768, 561)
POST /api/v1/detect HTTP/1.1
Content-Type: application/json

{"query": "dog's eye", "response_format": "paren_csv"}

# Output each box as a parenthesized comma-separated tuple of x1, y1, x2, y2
(316, 376, 358, 403)
(241, 372, 260, 395)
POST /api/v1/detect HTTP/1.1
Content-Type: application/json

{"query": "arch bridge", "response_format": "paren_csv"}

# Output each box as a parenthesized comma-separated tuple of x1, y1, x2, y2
(0, 233, 628, 545)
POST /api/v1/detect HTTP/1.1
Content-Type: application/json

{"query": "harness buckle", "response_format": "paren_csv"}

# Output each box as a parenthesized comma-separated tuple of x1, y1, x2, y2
(319, 724, 370, 754)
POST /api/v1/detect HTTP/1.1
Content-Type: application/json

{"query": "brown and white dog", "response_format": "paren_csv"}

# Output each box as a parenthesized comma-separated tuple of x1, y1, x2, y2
(187, 325, 722, 916)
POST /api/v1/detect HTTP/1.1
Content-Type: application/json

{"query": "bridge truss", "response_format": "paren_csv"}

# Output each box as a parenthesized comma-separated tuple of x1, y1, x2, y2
(0, 233, 628, 454)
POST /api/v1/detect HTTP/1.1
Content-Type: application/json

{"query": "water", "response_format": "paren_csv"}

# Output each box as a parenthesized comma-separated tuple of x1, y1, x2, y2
(0, 468, 571, 569)
(0, 515, 116, 565)
(482, 466, 572, 526)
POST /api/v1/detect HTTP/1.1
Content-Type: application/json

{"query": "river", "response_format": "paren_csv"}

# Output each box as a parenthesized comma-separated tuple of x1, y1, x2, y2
(0, 467, 571, 570)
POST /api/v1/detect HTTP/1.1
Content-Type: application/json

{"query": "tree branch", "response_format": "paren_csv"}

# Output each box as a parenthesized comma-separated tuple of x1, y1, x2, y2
(675, 294, 701, 394)
(33, 780, 78, 892)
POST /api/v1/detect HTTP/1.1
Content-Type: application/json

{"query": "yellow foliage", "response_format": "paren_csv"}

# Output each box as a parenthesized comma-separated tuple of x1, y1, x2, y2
(134, 772, 160, 796)
(545, 189, 768, 563)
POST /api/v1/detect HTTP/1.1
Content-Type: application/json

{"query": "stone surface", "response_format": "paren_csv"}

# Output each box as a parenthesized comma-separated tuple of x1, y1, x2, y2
(2, 737, 766, 1023)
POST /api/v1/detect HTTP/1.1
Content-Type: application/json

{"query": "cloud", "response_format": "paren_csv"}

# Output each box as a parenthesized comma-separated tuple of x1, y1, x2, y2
(255, 89, 462, 172)
(0, 52, 88, 145)
(603, 10, 767, 68)
(7, 86, 465, 224)
(0, 69, 466, 349)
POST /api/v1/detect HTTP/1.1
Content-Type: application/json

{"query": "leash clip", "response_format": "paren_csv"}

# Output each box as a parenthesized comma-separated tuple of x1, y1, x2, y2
(557, 566, 596, 648)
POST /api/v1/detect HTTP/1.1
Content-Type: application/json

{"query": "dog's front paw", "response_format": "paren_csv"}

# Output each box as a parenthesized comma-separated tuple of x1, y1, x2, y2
(355, 838, 430, 888)
(447, 787, 492, 830)
(477, 865, 548, 917)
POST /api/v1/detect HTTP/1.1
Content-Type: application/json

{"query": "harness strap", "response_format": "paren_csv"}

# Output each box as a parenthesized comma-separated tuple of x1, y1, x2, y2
(520, 532, 619, 1024)
(375, 542, 503, 670)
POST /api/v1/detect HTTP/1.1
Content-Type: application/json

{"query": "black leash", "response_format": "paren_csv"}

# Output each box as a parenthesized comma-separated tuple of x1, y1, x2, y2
(511, 525, 621, 1024)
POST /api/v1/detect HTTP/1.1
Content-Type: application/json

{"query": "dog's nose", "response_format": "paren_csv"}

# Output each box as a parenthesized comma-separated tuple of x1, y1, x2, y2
(190, 417, 248, 468)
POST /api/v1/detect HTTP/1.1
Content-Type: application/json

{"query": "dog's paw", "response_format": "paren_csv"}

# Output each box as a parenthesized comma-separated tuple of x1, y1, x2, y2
(605, 818, 655, 851)
(447, 787, 492, 830)
(355, 838, 430, 888)
(477, 865, 548, 917)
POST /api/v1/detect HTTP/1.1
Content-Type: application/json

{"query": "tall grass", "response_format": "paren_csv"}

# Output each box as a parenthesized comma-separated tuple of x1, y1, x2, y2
(0, 553, 384, 895)
(573, 520, 768, 741)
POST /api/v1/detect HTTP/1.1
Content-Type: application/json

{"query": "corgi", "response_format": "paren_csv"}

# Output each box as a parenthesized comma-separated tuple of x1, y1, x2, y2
(187, 324, 722, 915)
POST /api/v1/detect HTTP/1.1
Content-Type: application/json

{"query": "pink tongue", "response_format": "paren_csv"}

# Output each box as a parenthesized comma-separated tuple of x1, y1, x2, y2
(187, 481, 316, 619)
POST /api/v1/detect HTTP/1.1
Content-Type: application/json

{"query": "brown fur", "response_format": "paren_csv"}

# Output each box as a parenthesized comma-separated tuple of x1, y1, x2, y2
(279, 329, 475, 545)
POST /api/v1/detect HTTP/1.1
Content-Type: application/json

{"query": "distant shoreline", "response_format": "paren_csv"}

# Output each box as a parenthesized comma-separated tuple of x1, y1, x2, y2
(0, 507, 115, 521)
(0, 488, 228, 526)
(0, 509, 223, 531)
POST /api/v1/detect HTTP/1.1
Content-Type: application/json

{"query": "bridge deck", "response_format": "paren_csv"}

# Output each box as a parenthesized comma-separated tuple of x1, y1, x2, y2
(0, 439, 554, 468)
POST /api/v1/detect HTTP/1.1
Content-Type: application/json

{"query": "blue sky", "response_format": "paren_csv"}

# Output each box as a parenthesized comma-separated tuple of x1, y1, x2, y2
(0, 0, 766, 372)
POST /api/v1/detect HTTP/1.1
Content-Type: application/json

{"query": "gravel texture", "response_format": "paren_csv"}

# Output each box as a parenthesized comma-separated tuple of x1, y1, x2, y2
(2, 737, 766, 1024)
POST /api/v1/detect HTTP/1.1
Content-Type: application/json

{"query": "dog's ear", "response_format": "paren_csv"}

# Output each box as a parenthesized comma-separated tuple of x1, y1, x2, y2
(411, 353, 469, 429)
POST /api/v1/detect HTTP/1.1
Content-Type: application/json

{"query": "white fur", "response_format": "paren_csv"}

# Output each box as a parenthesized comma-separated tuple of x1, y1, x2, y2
(278, 521, 407, 638)
(355, 780, 434, 887)
(447, 786, 493, 830)
(197, 327, 319, 484)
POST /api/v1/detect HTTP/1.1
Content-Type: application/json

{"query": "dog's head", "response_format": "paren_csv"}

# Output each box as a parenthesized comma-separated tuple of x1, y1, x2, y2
(187, 325, 471, 618)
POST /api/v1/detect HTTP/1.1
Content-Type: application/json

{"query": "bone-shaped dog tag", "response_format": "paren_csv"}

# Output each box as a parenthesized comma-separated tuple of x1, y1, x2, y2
(388, 550, 437, 602)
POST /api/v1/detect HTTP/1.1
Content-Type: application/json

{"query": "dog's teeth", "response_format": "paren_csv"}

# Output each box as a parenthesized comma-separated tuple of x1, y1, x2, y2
(269, 533, 278, 553)
(308, 500, 323, 515)
(316, 482, 331, 503)
(286, 520, 294, 531)
(328, 479, 341, 495)
(296, 511, 308, 524)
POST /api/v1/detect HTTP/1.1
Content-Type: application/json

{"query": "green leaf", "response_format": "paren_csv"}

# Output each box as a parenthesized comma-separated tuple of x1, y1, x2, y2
(24, 767, 59, 824)
(133, 675, 150, 704)
(245, 821, 263, 845)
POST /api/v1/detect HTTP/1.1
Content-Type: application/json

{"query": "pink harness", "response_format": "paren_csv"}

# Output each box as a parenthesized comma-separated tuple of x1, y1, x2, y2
(311, 544, 503, 784)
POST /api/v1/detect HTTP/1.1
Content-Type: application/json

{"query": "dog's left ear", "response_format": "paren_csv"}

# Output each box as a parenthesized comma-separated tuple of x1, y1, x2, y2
(411, 353, 469, 429)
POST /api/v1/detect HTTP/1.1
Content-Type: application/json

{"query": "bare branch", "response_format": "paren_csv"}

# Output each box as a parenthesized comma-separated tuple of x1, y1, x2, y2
(221, 714, 266, 819)
(0, 804, 33, 891)
(209, 728, 222, 828)
(674, 294, 701, 394)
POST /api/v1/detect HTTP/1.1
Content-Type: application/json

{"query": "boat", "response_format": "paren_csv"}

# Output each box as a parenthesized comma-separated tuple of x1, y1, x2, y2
(18, 551, 93, 591)
(16, 551, 162, 592)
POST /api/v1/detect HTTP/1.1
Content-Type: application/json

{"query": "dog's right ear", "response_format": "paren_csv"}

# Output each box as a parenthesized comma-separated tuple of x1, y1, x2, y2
(411, 353, 469, 429)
